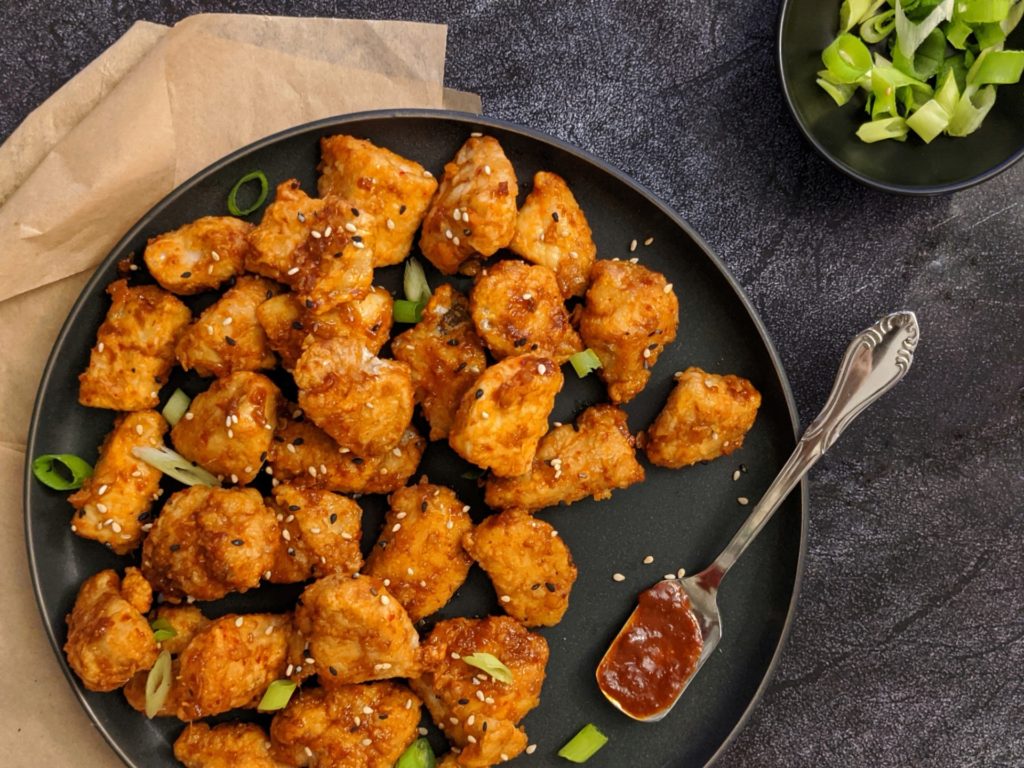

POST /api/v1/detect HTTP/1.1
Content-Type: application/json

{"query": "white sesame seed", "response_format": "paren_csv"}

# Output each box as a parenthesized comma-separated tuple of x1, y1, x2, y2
(664, 282, 674, 293)
(184, 412, 194, 420)
(733, 469, 742, 481)
(484, 165, 492, 175)
(424, 170, 433, 177)
(643, 555, 655, 564)
(282, 529, 291, 541)
(453, 236, 461, 246)
(386, 218, 395, 230)
(677, 568, 687, 578)
(392, 523, 402, 533)
(230, 473, 238, 483)
(476, 690, 486, 701)
(96, 503, 108, 514)
(135, 424, 144, 435)
(451, 651, 461, 659)
(630, 239, 638, 252)
(310, 527, 321, 534)
(287, 266, 300, 275)
(70, 525, 77, 532)
(324, 226, 333, 237)
(446, 520, 454, 530)
(222, 316, 233, 326)
(211, 250, 220, 261)
(453, 209, 462, 221)
(381, 595, 390, 606)
(462, 505, 471, 513)
(500, 595, 511, 603)
(643, 348, 652, 359)
(383, 578, 391, 586)
(264, 571, 272, 581)
(97, 484, 108, 495)
(419, 580, 427, 587)
(110, 521, 122, 533)
(392, 447, 402, 457)
(551, 530, 558, 537)
(310, 230, 322, 239)
(630, 257, 639, 264)
(361, 738, 372, 747)
(341, 532, 353, 540)
(418, 727, 428, 736)
(450, 716, 460, 725)
(305, 746, 314, 757)
(467, 735, 477, 744)
(613, 573, 626, 582)
(537, 364, 547, 374)
(526, 744, 537, 754)
(235, 617, 244, 627)
(97, 342, 105, 352)
(471, 131, 483, 137)
(738, 497, 750, 505)
(644, 237, 654, 246)
(522, 292, 533, 300)
(445, 228, 453, 239)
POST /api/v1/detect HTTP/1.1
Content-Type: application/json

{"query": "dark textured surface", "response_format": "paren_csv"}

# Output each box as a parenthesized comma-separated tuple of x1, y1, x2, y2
(3, 2, 1023, 767)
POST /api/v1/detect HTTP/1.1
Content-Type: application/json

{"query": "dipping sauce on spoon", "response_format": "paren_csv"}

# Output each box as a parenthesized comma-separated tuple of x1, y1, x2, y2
(596, 579, 704, 720)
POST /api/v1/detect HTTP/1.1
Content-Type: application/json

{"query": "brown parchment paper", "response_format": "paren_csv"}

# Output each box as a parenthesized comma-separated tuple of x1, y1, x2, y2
(0, 14, 479, 767)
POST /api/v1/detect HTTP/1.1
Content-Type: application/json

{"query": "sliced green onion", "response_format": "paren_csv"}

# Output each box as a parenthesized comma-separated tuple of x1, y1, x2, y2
(840, 0, 886, 31)
(906, 98, 952, 142)
(557, 724, 608, 763)
(568, 348, 603, 379)
(860, 9, 897, 42)
(944, 17, 974, 48)
(131, 445, 220, 487)
(395, 738, 436, 768)
(817, 77, 858, 105)
(403, 257, 432, 305)
(462, 652, 514, 684)
(822, 33, 874, 82)
(145, 650, 172, 718)
(960, 0, 1012, 23)
(974, 20, 1007, 47)
(870, 66, 900, 118)
(947, 84, 998, 135)
(161, 389, 191, 427)
(895, 0, 954, 58)
(393, 299, 425, 324)
(1002, 0, 1024, 33)
(934, 67, 962, 113)
(227, 170, 269, 217)
(257, 679, 297, 712)
(893, 27, 947, 80)
(150, 618, 178, 643)
(967, 49, 1024, 86)
(32, 453, 93, 491)
(856, 116, 910, 142)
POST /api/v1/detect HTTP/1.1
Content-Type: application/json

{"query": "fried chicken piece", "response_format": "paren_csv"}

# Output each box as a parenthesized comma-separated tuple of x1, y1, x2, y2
(318, 134, 438, 267)
(419, 136, 518, 275)
(391, 284, 487, 441)
(123, 657, 185, 717)
(294, 573, 422, 685)
(174, 613, 298, 719)
(175, 723, 289, 768)
(78, 279, 191, 411)
(470, 260, 582, 362)
(143, 216, 251, 295)
(509, 171, 596, 298)
(270, 682, 421, 768)
(256, 287, 393, 371)
(267, 407, 424, 494)
(246, 180, 373, 313)
(149, 604, 209, 655)
(170, 371, 280, 485)
(68, 411, 166, 554)
(484, 405, 644, 512)
(577, 259, 679, 403)
(294, 337, 414, 456)
(448, 354, 563, 478)
(176, 276, 281, 377)
(268, 483, 363, 583)
(642, 367, 761, 468)
(410, 617, 548, 767)
(363, 480, 473, 621)
(463, 511, 577, 627)
(141, 486, 278, 601)
(64, 568, 158, 692)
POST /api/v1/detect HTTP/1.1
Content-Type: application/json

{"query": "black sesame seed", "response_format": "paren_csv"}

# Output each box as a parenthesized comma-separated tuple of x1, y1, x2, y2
(552, 211, 559, 222)
(399, 204, 407, 215)
(266, 289, 274, 299)
(351, 207, 360, 217)
(329, 666, 338, 676)
(740, 463, 748, 473)
(273, 435, 285, 442)
(77, 508, 87, 518)
(458, 698, 469, 705)
(447, 338, 459, 346)
(292, 321, 304, 330)
(170, 543, 181, 552)
(297, 212, 306, 222)
(352, 235, 363, 243)
(137, 512, 150, 522)
(352, 457, 364, 465)
(232, 538, 244, 546)
(224, 336, 236, 346)
(475, 389, 484, 399)
(513, 338, 527, 348)
(531, 583, 541, 591)
(530, 343, 539, 351)
(180, 271, 192, 278)
(648, 343, 659, 350)
(305, 299, 315, 309)
(545, 582, 557, 592)
(329, 513, 337, 524)
(378, 540, 387, 549)
(482, 721, 488, 732)
(378, 713, 389, 720)
(370, 587, 378, 596)
(463, 228, 472, 236)
(293, 437, 305, 446)
(370, 323, 381, 333)
(287, 547, 295, 556)
(259, 451, 267, 462)
(455, 362, 468, 373)
(288, 504, 301, 511)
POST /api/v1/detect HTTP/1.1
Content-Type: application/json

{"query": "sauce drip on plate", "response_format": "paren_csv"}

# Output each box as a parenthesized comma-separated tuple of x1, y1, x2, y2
(596, 579, 704, 719)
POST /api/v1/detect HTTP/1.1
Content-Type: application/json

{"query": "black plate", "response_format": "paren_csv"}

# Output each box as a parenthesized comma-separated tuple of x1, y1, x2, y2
(24, 110, 805, 768)
(778, 0, 1024, 194)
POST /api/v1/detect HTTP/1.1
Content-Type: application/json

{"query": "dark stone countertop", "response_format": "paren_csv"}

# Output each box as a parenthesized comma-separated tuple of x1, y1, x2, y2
(3, 1, 1021, 766)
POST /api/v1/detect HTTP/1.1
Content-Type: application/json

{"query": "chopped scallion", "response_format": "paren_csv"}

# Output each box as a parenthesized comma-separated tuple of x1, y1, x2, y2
(161, 389, 191, 427)
(395, 738, 436, 768)
(393, 299, 425, 324)
(144, 650, 172, 718)
(462, 652, 514, 684)
(131, 445, 220, 487)
(403, 257, 432, 305)
(557, 724, 608, 763)
(227, 170, 269, 217)
(32, 453, 93, 491)
(568, 348, 603, 378)
(257, 679, 297, 712)
(150, 618, 178, 643)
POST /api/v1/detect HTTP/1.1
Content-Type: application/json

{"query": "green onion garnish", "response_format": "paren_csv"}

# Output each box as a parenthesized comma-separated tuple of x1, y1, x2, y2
(257, 679, 297, 712)
(227, 170, 269, 217)
(144, 650, 172, 718)
(395, 737, 436, 768)
(161, 389, 191, 427)
(568, 348, 603, 378)
(150, 618, 178, 643)
(461, 652, 514, 684)
(557, 724, 608, 763)
(393, 299, 425, 324)
(403, 257, 432, 305)
(32, 453, 93, 491)
(131, 445, 220, 487)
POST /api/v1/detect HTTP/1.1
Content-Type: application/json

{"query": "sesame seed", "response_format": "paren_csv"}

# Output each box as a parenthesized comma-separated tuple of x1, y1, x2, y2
(286, 664, 294, 676)
(264, 571, 272, 581)
(185, 412, 194, 420)
(538, 363, 547, 374)
(70, 525, 77, 533)
(287, 443, 297, 454)
(453, 208, 462, 221)
(305, 747, 314, 757)
(500, 595, 511, 603)
(643, 555, 655, 564)
(424, 170, 433, 177)
(418, 727, 428, 736)
(96, 503, 108, 514)
(97, 342, 105, 352)
(677, 568, 687, 578)
(287, 266, 300, 275)
(110, 521, 122, 533)
(613, 573, 626, 582)
(446, 520, 454, 529)
(282, 529, 291, 541)
(381, 595, 390, 606)
(476, 690, 486, 701)
(738, 496, 750, 505)
(643, 348, 652, 359)
(97, 484, 108, 495)
(392, 523, 402, 533)
(450, 716, 460, 725)
(453, 236, 461, 246)
(310, 230, 322, 239)
(664, 283, 674, 293)
(733, 469, 742, 481)
(451, 651, 461, 659)
(392, 447, 402, 456)
(310, 527, 321, 534)
(467, 735, 478, 744)
(211, 250, 220, 261)
(481, 411, 489, 419)
(361, 738, 372, 747)
(551, 530, 558, 537)
(222, 316, 233, 326)
(644, 237, 654, 246)
(235, 617, 244, 627)
(230, 473, 238, 483)
(471, 131, 483, 137)
(484, 165, 492, 175)
(324, 226, 333, 237)
(630, 239, 638, 252)
(341, 532, 353, 540)
(305, 657, 315, 665)
(135, 424, 144, 435)
(445, 228, 453, 239)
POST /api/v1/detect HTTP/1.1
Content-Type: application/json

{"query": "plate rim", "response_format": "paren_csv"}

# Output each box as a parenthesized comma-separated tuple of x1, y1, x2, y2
(23, 107, 808, 768)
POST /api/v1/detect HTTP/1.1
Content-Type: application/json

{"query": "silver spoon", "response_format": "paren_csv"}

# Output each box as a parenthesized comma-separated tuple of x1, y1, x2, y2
(597, 311, 921, 722)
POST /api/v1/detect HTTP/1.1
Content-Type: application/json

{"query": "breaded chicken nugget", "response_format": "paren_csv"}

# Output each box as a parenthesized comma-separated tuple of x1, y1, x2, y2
(642, 367, 761, 468)
(267, 483, 363, 583)
(318, 134, 438, 267)
(509, 171, 596, 298)
(78, 279, 191, 411)
(143, 216, 251, 295)
(578, 259, 679, 403)
(174, 722, 289, 768)
(419, 136, 518, 274)
(147, 604, 209, 655)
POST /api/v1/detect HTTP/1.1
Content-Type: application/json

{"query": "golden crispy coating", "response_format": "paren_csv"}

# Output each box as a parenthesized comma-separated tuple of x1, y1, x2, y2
(176, 276, 281, 377)
(294, 573, 422, 685)
(246, 180, 374, 313)
(578, 259, 679, 403)
(78, 279, 191, 411)
(642, 367, 761, 468)
(141, 486, 278, 601)
(484, 405, 644, 512)
(270, 682, 422, 768)
(143, 216, 251, 295)
(448, 354, 564, 478)
(318, 134, 438, 267)
(171, 371, 280, 485)
(463, 511, 577, 627)
(267, 406, 425, 494)
(256, 287, 394, 371)
(509, 171, 596, 298)
(391, 284, 487, 441)
(294, 337, 414, 456)
(410, 617, 548, 767)
(149, 604, 209, 655)
(64, 568, 158, 692)
(419, 136, 518, 275)
(68, 411, 166, 554)
(175, 722, 289, 768)
(175, 613, 296, 720)
(470, 260, 582, 362)
(363, 480, 474, 622)
(268, 483, 363, 584)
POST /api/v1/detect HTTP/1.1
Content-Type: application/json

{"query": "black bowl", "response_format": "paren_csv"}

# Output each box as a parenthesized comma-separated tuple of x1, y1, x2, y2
(778, 0, 1024, 194)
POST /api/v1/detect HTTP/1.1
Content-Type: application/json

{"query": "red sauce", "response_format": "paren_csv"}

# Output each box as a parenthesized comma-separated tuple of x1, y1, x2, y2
(595, 580, 704, 719)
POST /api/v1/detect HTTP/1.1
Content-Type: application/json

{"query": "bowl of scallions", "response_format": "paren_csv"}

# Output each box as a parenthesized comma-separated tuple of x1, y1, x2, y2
(778, 0, 1024, 193)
